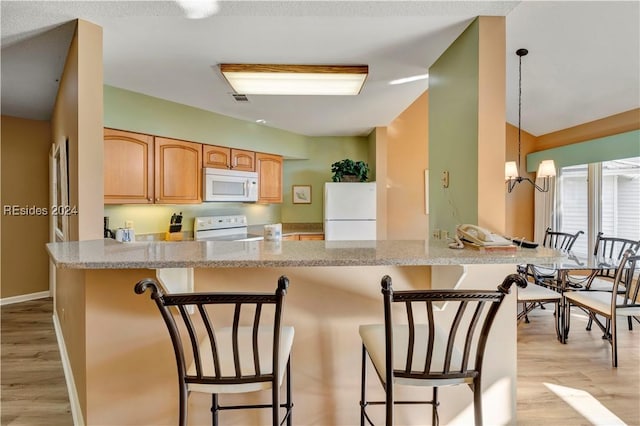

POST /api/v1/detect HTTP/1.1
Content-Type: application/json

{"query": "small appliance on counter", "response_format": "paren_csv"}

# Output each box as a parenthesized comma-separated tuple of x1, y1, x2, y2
(264, 223, 282, 241)
(193, 215, 263, 241)
(115, 228, 135, 243)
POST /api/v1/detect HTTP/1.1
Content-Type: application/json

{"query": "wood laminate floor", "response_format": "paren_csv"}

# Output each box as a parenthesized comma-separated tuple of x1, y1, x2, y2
(0, 298, 638, 425)
(1, 298, 72, 425)
(517, 307, 640, 426)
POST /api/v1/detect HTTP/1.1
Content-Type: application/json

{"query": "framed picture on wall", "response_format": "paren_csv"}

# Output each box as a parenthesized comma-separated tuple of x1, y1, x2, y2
(292, 185, 312, 204)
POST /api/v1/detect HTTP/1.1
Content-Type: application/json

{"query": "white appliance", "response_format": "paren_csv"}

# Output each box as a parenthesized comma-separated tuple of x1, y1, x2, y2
(324, 182, 376, 241)
(203, 168, 258, 202)
(193, 215, 263, 241)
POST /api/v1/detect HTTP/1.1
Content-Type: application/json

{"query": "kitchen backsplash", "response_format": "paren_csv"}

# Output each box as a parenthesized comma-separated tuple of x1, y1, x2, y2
(104, 203, 282, 235)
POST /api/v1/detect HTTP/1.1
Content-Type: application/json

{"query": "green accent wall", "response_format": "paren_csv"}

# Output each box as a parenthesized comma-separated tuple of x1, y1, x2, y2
(527, 129, 640, 171)
(282, 136, 370, 223)
(103, 86, 368, 233)
(428, 19, 479, 236)
(104, 85, 309, 159)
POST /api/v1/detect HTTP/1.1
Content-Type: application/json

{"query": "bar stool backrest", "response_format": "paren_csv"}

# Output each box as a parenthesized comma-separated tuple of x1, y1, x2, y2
(381, 274, 526, 383)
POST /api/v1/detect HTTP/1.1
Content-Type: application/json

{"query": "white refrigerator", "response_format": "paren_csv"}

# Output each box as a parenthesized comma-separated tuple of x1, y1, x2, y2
(324, 182, 376, 240)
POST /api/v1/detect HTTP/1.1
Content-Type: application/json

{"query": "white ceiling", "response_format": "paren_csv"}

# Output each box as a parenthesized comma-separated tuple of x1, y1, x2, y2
(1, 1, 639, 137)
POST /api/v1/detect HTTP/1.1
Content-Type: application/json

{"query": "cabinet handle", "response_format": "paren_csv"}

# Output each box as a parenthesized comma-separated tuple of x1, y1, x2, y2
(155, 198, 159, 202)
(148, 198, 152, 202)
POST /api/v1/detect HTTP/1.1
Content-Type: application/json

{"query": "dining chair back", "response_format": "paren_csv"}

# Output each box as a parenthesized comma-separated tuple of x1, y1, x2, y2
(543, 227, 584, 252)
(517, 228, 584, 330)
(134, 276, 294, 426)
(586, 233, 640, 288)
(564, 249, 640, 367)
(359, 273, 526, 426)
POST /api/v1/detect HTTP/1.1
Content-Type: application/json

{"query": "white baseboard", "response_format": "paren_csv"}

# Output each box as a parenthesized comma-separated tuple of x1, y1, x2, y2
(53, 312, 85, 426)
(0, 291, 50, 306)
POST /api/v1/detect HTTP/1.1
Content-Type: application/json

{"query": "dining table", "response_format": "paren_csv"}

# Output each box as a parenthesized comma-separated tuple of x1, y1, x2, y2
(526, 252, 619, 343)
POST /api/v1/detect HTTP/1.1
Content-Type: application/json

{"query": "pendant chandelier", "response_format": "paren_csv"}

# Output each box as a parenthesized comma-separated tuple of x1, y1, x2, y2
(505, 48, 556, 193)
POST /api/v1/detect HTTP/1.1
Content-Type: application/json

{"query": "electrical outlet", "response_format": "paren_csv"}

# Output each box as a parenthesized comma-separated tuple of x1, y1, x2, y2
(432, 229, 441, 240)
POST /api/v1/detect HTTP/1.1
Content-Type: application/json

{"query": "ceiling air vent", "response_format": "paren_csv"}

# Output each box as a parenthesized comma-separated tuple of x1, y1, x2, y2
(231, 93, 249, 102)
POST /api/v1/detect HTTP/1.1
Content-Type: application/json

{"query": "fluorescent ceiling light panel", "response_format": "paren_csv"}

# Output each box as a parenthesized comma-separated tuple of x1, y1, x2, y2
(220, 64, 368, 95)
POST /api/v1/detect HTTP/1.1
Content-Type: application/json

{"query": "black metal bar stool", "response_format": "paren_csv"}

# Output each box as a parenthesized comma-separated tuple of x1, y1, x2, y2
(135, 276, 294, 426)
(359, 273, 526, 426)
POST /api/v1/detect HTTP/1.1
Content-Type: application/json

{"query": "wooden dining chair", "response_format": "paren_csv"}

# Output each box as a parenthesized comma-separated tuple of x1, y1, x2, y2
(564, 249, 640, 367)
(359, 273, 527, 426)
(135, 276, 294, 426)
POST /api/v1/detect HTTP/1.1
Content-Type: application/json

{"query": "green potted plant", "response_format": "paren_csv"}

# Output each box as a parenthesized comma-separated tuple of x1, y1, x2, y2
(331, 159, 370, 182)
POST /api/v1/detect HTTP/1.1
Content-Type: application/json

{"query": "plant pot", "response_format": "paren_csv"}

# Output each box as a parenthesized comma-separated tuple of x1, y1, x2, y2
(341, 175, 359, 182)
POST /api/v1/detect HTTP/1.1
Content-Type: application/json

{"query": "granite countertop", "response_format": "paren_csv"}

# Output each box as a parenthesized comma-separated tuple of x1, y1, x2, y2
(46, 238, 565, 269)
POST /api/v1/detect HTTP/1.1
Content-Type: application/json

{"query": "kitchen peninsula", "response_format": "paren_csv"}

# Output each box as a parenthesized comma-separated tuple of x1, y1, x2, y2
(47, 239, 563, 426)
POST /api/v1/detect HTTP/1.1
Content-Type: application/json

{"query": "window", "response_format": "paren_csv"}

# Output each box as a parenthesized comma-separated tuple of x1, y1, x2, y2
(555, 157, 640, 257)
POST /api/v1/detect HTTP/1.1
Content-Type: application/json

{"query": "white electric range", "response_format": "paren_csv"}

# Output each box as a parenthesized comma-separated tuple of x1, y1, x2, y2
(193, 215, 264, 241)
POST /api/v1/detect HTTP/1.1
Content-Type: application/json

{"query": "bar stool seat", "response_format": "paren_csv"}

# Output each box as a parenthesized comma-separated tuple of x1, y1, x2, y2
(359, 324, 466, 388)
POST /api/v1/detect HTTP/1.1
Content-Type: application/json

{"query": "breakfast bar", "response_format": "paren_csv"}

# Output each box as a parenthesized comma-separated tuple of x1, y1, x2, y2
(47, 239, 563, 426)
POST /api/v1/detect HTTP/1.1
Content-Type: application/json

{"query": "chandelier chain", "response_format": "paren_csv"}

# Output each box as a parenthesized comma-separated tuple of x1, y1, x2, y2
(517, 52, 522, 175)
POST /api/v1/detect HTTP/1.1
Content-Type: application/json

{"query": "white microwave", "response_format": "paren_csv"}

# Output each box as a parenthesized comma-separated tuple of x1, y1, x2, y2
(203, 168, 258, 202)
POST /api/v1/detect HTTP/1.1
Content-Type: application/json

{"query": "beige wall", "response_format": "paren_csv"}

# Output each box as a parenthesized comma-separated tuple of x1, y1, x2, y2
(477, 16, 506, 233)
(369, 127, 389, 240)
(51, 19, 103, 242)
(1, 116, 51, 299)
(51, 19, 103, 423)
(504, 123, 536, 239)
(386, 92, 429, 239)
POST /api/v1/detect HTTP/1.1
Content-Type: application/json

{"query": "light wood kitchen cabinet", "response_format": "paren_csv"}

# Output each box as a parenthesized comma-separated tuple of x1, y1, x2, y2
(155, 137, 202, 204)
(203, 145, 256, 171)
(202, 145, 230, 169)
(231, 149, 255, 171)
(299, 233, 324, 241)
(104, 128, 154, 204)
(256, 152, 283, 203)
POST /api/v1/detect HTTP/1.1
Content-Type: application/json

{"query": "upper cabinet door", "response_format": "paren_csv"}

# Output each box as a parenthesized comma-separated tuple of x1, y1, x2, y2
(256, 152, 283, 203)
(203, 146, 256, 172)
(104, 128, 154, 204)
(202, 145, 231, 169)
(231, 149, 256, 172)
(155, 137, 202, 204)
